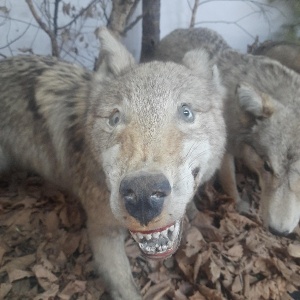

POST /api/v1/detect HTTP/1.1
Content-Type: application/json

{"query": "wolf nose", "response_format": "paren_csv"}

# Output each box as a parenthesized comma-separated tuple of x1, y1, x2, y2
(119, 172, 171, 226)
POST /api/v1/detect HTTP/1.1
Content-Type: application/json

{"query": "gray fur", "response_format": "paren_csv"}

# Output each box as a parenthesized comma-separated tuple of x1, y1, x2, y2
(155, 27, 300, 235)
(0, 28, 226, 299)
(155, 28, 230, 64)
(253, 41, 300, 74)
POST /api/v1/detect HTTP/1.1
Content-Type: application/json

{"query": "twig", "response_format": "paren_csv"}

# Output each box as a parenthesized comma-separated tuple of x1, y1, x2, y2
(0, 14, 40, 28)
(123, 0, 144, 35)
(187, 0, 193, 11)
(125, 0, 141, 26)
(57, 0, 99, 30)
(0, 19, 32, 50)
(53, 0, 61, 36)
(100, 0, 110, 22)
(190, 0, 200, 28)
(123, 13, 143, 35)
(195, 20, 256, 39)
(25, 0, 59, 56)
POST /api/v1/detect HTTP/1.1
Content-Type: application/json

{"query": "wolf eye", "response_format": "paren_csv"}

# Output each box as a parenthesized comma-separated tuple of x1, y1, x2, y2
(263, 161, 272, 173)
(109, 110, 120, 127)
(179, 104, 194, 122)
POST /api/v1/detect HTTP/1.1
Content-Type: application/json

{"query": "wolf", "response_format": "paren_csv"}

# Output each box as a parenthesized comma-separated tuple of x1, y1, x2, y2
(155, 28, 230, 63)
(0, 28, 226, 299)
(155, 27, 300, 236)
(253, 41, 300, 74)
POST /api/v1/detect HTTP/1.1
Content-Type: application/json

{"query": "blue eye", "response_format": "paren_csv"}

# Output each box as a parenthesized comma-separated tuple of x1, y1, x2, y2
(109, 110, 121, 127)
(179, 104, 194, 122)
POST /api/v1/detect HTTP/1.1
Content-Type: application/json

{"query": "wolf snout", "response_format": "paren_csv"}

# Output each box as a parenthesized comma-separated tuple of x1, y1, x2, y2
(119, 172, 171, 225)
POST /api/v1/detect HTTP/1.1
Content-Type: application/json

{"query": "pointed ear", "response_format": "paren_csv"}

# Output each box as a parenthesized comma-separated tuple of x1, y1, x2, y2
(97, 27, 136, 78)
(236, 83, 274, 118)
(182, 49, 223, 94)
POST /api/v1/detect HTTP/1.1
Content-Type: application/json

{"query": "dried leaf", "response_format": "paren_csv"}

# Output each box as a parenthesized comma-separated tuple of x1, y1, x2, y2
(189, 291, 206, 300)
(0, 254, 35, 273)
(198, 285, 224, 300)
(209, 259, 221, 283)
(143, 280, 171, 300)
(231, 275, 243, 293)
(32, 264, 58, 291)
(8, 269, 33, 283)
(193, 250, 211, 282)
(45, 210, 59, 233)
(227, 244, 243, 261)
(183, 226, 204, 257)
(0, 283, 12, 298)
(58, 280, 87, 300)
(288, 243, 300, 258)
(0, 244, 7, 264)
(174, 289, 189, 300)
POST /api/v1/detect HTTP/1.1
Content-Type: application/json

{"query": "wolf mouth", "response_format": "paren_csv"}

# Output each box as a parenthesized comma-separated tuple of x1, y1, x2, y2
(130, 220, 181, 259)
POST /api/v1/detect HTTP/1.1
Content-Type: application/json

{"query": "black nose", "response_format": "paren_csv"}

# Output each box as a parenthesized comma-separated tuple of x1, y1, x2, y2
(119, 172, 171, 226)
(268, 226, 289, 237)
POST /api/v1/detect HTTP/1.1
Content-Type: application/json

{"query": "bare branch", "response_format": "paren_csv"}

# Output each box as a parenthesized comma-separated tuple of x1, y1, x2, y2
(0, 14, 39, 28)
(0, 21, 32, 50)
(195, 20, 256, 39)
(189, 0, 200, 28)
(107, 0, 139, 36)
(199, 0, 286, 17)
(25, 0, 59, 56)
(125, 0, 141, 26)
(53, 0, 61, 36)
(194, 1, 285, 42)
(186, 0, 193, 11)
(100, 0, 110, 22)
(57, 0, 99, 31)
(123, 13, 143, 34)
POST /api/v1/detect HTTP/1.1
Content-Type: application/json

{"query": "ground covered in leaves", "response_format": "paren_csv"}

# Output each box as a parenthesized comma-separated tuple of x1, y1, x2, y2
(0, 169, 300, 300)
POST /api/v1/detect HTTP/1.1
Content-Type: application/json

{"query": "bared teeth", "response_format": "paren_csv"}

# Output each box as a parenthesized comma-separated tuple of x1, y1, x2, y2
(153, 232, 160, 239)
(161, 229, 168, 238)
(130, 221, 181, 255)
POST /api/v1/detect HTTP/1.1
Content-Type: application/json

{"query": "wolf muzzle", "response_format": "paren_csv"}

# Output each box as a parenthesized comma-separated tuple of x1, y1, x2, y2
(119, 171, 171, 225)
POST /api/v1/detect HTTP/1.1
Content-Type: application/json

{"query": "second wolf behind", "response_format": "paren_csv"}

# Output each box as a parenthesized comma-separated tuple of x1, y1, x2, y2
(252, 41, 300, 74)
(155, 27, 300, 236)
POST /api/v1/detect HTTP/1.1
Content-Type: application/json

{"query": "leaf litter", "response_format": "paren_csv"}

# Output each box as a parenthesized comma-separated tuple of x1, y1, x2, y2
(0, 166, 299, 300)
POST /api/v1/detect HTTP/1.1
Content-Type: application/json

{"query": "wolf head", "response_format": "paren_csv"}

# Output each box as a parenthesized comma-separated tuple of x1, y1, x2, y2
(85, 28, 226, 259)
(236, 82, 300, 235)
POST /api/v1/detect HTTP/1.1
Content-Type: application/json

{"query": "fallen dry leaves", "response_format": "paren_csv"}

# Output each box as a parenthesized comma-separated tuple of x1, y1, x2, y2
(0, 169, 299, 300)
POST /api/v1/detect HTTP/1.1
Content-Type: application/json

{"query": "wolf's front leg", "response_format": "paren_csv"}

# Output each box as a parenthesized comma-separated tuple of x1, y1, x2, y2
(83, 193, 141, 300)
(219, 152, 241, 202)
(90, 226, 141, 300)
(219, 152, 250, 212)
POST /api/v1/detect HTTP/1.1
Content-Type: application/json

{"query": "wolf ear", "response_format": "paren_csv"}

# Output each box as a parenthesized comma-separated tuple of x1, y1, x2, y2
(97, 27, 136, 78)
(236, 83, 274, 118)
(182, 49, 222, 92)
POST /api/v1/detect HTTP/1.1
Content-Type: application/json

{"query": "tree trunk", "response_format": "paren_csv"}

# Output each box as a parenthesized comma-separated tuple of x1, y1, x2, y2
(140, 0, 160, 62)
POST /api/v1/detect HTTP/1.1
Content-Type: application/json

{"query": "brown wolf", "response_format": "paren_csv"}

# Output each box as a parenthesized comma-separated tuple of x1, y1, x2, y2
(0, 28, 226, 299)
(253, 41, 300, 73)
(155, 27, 300, 236)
